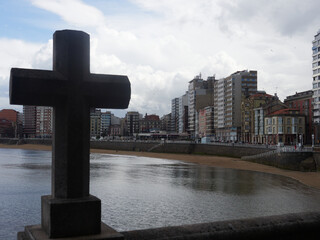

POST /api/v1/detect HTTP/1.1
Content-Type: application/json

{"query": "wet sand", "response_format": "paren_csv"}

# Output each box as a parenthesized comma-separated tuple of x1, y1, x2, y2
(1, 144, 320, 190)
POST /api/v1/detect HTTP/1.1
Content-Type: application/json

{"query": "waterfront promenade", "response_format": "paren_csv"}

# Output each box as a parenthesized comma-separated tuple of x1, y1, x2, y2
(1, 143, 320, 190)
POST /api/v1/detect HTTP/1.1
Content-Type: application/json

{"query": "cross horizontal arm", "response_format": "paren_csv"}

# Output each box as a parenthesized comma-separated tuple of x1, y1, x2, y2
(85, 73, 131, 109)
(10, 68, 67, 106)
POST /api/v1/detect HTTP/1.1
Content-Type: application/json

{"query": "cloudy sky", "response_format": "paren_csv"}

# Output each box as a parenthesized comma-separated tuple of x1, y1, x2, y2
(0, 0, 319, 117)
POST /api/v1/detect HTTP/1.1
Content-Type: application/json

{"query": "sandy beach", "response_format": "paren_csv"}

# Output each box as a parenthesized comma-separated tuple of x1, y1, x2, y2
(1, 143, 320, 190)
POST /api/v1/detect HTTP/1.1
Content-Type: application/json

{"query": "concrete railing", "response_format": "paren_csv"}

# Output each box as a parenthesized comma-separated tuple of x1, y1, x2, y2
(122, 211, 320, 240)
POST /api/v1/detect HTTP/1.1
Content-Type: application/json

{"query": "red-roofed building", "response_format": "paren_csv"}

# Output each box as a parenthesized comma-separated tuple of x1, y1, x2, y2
(264, 109, 305, 145)
(284, 90, 313, 144)
(140, 114, 161, 133)
(0, 109, 22, 137)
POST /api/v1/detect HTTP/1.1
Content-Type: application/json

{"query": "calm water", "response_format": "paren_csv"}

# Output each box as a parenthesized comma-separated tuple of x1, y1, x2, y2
(1, 149, 320, 239)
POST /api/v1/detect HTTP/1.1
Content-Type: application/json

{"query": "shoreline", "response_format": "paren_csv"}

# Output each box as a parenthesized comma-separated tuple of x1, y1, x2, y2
(1, 144, 320, 190)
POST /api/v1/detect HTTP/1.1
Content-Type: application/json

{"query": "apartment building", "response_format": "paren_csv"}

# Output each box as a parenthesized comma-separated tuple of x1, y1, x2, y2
(214, 70, 257, 142)
(23, 106, 53, 138)
(0, 109, 22, 138)
(188, 75, 215, 138)
(90, 109, 101, 137)
(36, 106, 53, 138)
(178, 92, 188, 133)
(126, 111, 141, 136)
(140, 114, 161, 133)
(312, 30, 320, 141)
(241, 92, 278, 143)
(284, 90, 313, 144)
(265, 109, 305, 145)
(100, 111, 111, 136)
(198, 106, 214, 138)
(171, 98, 179, 133)
(23, 106, 37, 138)
(160, 113, 171, 132)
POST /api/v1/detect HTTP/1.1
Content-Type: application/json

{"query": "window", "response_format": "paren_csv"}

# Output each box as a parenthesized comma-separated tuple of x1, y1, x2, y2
(278, 117, 283, 124)
(287, 118, 291, 124)
(278, 126, 283, 133)
(293, 126, 297, 133)
(287, 127, 291, 133)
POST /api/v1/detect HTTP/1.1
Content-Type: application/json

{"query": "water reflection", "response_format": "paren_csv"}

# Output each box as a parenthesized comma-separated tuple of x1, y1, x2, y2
(1, 149, 320, 239)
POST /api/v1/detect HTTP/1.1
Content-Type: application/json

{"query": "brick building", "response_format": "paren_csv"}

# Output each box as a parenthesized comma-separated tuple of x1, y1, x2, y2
(284, 90, 313, 144)
(140, 114, 161, 133)
(0, 109, 22, 137)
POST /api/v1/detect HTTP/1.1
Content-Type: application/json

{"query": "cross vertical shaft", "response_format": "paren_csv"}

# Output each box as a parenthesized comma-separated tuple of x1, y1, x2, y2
(10, 29, 130, 238)
(52, 31, 91, 198)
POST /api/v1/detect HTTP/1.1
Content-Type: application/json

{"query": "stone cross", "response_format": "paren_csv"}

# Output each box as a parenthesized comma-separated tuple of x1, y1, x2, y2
(10, 30, 130, 239)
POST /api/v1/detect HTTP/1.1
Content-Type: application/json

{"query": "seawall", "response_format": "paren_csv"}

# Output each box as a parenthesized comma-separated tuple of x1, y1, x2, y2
(242, 151, 316, 171)
(90, 141, 272, 158)
(1, 138, 317, 171)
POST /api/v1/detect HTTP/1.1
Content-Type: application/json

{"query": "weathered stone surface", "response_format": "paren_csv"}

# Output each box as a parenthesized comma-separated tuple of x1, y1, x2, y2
(19, 223, 123, 240)
(41, 195, 101, 238)
(242, 151, 315, 171)
(10, 29, 130, 238)
(122, 211, 320, 240)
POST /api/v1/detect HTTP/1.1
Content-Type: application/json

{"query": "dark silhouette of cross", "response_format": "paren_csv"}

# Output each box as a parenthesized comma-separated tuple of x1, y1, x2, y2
(10, 30, 130, 238)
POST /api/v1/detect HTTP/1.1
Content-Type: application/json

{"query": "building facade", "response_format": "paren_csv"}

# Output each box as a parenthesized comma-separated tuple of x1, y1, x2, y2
(198, 106, 214, 139)
(140, 114, 161, 133)
(312, 30, 320, 143)
(100, 111, 111, 137)
(90, 109, 101, 138)
(284, 90, 313, 144)
(178, 92, 188, 133)
(35, 106, 53, 138)
(23, 106, 37, 138)
(241, 92, 278, 143)
(171, 98, 179, 133)
(126, 111, 140, 136)
(160, 113, 171, 132)
(188, 75, 215, 138)
(214, 70, 257, 142)
(264, 109, 305, 145)
(0, 109, 22, 138)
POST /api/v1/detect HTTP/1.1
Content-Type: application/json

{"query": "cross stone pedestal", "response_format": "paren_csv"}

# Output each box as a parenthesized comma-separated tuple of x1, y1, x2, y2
(11, 30, 130, 239)
(19, 222, 123, 240)
(41, 195, 101, 237)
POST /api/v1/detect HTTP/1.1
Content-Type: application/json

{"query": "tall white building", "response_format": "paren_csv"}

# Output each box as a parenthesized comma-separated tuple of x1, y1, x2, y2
(171, 98, 179, 132)
(178, 92, 188, 133)
(214, 70, 257, 142)
(188, 75, 215, 138)
(312, 30, 320, 136)
(100, 111, 111, 136)
(188, 75, 204, 136)
(36, 106, 53, 138)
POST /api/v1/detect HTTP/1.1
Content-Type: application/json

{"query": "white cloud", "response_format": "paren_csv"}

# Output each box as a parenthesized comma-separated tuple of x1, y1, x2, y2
(0, 38, 41, 85)
(31, 0, 106, 28)
(1, 0, 319, 116)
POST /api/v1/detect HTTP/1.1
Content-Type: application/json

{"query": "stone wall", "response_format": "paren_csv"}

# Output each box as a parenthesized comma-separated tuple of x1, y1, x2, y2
(0, 138, 52, 145)
(312, 152, 320, 171)
(242, 151, 316, 171)
(90, 141, 272, 158)
(122, 211, 320, 240)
